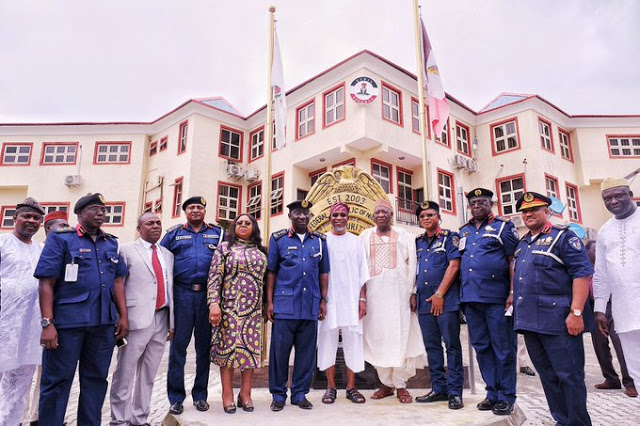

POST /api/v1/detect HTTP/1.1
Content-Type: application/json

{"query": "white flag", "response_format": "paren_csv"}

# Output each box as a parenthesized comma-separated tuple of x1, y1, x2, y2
(272, 30, 287, 150)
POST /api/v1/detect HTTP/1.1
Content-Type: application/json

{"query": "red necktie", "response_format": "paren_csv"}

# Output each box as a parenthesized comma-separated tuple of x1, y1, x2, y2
(151, 244, 166, 309)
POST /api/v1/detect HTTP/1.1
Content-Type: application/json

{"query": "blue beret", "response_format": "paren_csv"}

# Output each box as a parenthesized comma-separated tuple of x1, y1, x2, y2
(415, 200, 440, 217)
(466, 188, 494, 200)
(74, 193, 106, 214)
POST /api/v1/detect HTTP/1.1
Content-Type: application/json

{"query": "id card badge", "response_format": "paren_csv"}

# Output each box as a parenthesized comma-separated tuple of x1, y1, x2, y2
(65, 263, 79, 282)
(458, 237, 467, 251)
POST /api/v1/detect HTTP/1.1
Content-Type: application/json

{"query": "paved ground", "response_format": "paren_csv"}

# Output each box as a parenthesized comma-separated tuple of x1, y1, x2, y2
(56, 327, 637, 425)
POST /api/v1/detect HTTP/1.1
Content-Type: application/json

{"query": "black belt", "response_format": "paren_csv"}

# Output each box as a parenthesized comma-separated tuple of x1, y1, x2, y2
(176, 282, 206, 292)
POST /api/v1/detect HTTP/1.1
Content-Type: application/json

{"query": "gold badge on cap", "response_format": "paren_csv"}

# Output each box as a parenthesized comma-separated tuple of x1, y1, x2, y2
(420, 201, 429, 209)
(98, 194, 106, 203)
(524, 193, 534, 202)
(200, 197, 206, 205)
(474, 189, 482, 196)
(301, 200, 309, 208)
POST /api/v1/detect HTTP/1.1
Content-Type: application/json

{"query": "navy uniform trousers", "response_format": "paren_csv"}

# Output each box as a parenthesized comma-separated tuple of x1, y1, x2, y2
(524, 333, 591, 426)
(465, 302, 517, 403)
(418, 312, 463, 396)
(39, 325, 115, 426)
(167, 283, 211, 404)
(268, 319, 317, 404)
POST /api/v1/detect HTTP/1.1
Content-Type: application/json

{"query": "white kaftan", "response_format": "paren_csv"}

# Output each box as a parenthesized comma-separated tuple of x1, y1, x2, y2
(360, 226, 426, 380)
(318, 232, 370, 371)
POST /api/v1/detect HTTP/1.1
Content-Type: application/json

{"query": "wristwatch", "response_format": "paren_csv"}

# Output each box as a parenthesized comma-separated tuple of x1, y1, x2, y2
(320, 297, 328, 303)
(41, 318, 54, 328)
(572, 309, 582, 317)
(434, 291, 444, 299)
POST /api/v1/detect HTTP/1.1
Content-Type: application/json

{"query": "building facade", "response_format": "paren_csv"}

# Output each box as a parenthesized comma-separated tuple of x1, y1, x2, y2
(1, 50, 639, 242)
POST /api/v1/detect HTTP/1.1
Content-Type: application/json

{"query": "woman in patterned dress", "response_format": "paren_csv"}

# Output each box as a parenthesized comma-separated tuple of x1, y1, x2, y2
(207, 214, 267, 414)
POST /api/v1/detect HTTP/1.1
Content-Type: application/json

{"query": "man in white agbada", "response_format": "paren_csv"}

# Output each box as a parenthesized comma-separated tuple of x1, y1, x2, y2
(0, 197, 45, 424)
(360, 198, 426, 404)
(593, 178, 640, 386)
(318, 202, 369, 405)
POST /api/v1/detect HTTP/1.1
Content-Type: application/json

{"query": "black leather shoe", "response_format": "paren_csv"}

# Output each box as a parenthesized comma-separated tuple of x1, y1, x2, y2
(492, 401, 514, 415)
(476, 398, 496, 411)
(270, 400, 285, 412)
(193, 400, 210, 412)
(448, 395, 464, 410)
(292, 398, 313, 409)
(169, 402, 184, 415)
(415, 390, 448, 403)
(519, 366, 536, 376)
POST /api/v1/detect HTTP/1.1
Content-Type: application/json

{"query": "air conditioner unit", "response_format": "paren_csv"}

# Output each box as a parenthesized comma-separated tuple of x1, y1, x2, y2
(465, 158, 479, 173)
(226, 163, 244, 179)
(244, 168, 260, 182)
(452, 154, 467, 169)
(64, 175, 82, 187)
(511, 215, 525, 228)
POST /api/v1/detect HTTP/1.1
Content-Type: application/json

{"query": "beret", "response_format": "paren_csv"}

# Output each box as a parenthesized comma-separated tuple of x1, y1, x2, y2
(415, 200, 440, 217)
(182, 196, 207, 211)
(74, 193, 105, 214)
(466, 188, 493, 200)
(286, 200, 312, 212)
(44, 210, 68, 223)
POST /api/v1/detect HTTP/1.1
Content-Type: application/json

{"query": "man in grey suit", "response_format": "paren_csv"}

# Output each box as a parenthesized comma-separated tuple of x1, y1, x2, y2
(110, 212, 175, 426)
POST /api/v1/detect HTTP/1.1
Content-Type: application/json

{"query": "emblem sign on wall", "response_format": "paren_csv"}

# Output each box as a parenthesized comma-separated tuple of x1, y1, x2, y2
(349, 76, 379, 104)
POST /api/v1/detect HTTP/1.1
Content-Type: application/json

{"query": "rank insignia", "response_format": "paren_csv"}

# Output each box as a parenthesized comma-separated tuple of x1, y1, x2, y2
(452, 235, 460, 248)
(569, 236, 583, 251)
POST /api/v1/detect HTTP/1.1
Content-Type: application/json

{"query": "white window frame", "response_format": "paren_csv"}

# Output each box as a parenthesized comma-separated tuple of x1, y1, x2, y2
(608, 136, 640, 158)
(498, 176, 525, 215)
(566, 184, 580, 221)
(436, 121, 449, 146)
(271, 175, 284, 215)
(558, 130, 571, 160)
(397, 170, 413, 211)
(539, 120, 552, 151)
(438, 171, 454, 213)
(324, 86, 345, 126)
(456, 124, 470, 155)
(545, 177, 559, 199)
(1, 206, 16, 228)
(178, 122, 188, 153)
(218, 184, 240, 221)
(95, 143, 130, 164)
(297, 102, 315, 139)
(382, 85, 401, 124)
(247, 184, 262, 219)
(371, 162, 391, 193)
(493, 120, 519, 153)
(220, 128, 242, 160)
(42, 143, 77, 164)
(2, 144, 31, 164)
(250, 129, 264, 160)
(411, 99, 420, 133)
(104, 203, 125, 225)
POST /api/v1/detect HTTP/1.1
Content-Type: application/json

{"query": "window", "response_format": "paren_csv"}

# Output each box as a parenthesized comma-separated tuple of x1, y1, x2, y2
(1, 143, 32, 165)
(371, 160, 391, 193)
(545, 175, 559, 200)
(154, 199, 163, 213)
(149, 141, 158, 156)
(41, 143, 78, 165)
(143, 201, 153, 213)
(41, 203, 69, 216)
(332, 158, 356, 168)
(217, 183, 241, 221)
(415, 188, 425, 204)
(539, 118, 553, 152)
(437, 170, 455, 213)
(566, 183, 582, 222)
(172, 177, 183, 218)
(271, 173, 284, 215)
(271, 122, 278, 151)
(436, 120, 449, 147)
(309, 168, 326, 187)
(607, 136, 640, 158)
(250, 127, 264, 161)
(1, 206, 16, 228)
(296, 189, 308, 201)
(178, 121, 188, 154)
(456, 123, 471, 156)
(397, 169, 413, 211)
(104, 203, 125, 226)
(159, 136, 168, 152)
(219, 126, 243, 161)
(323, 84, 345, 127)
(491, 119, 519, 154)
(296, 101, 315, 140)
(558, 129, 572, 160)
(497, 175, 525, 215)
(381, 83, 402, 125)
(411, 98, 420, 133)
(247, 182, 262, 219)
(94, 142, 131, 164)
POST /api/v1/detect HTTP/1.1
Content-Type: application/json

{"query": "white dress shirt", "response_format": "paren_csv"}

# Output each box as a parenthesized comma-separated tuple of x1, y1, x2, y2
(140, 238, 169, 309)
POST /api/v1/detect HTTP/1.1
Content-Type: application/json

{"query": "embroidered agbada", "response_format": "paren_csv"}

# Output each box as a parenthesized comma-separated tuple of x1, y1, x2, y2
(360, 226, 426, 371)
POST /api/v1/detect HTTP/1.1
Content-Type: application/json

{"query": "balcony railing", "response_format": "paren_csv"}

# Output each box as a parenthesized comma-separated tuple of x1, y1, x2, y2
(395, 198, 419, 227)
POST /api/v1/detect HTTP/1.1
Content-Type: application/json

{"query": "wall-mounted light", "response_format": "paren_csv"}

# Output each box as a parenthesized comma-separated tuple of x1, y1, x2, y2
(399, 156, 405, 160)
(319, 158, 325, 162)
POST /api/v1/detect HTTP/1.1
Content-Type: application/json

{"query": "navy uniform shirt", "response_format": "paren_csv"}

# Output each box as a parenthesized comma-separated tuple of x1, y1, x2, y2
(34, 225, 128, 329)
(513, 223, 594, 335)
(160, 222, 224, 285)
(459, 214, 519, 304)
(415, 229, 461, 314)
(267, 229, 330, 321)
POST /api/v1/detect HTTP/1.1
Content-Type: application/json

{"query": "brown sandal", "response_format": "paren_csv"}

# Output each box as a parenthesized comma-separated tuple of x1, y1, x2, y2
(371, 385, 395, 400)
(396, 388, 413, 404)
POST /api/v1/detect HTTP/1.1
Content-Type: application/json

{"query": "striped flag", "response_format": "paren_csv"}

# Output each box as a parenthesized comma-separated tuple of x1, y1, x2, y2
(272, 29, 287, 150)
(421, 18, 449, 137)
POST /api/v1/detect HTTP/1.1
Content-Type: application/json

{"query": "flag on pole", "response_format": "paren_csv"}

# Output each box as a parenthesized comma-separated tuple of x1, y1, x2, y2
(420, 18, 449, 137)
(272, 29, 287, 150)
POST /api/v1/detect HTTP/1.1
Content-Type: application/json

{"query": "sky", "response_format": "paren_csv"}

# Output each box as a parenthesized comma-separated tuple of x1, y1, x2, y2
(0, 0, 638, 123)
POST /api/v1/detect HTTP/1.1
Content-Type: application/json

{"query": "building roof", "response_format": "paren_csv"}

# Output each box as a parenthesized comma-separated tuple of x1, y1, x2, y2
(194, 97, 243, 116)
(478, 93, 536, 113)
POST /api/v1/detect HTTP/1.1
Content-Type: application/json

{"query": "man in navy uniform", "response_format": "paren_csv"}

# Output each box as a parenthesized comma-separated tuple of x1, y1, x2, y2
(512, 192, 593, 426)
(161, 196, 224, 414)
(35, 193, 129, 426)
(459, 188, 518, 415)
(413, 201, 464, 410)
(266, 200, 330, 411)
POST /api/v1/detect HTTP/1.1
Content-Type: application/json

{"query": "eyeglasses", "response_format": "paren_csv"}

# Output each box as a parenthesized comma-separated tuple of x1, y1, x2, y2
(331, 212, 348, 218)
(468, 200, 490, 207)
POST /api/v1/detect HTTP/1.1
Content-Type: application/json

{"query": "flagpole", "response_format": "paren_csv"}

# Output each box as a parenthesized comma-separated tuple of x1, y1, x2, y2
(263, 6, 276, 245)
(413, 0, 431, 200)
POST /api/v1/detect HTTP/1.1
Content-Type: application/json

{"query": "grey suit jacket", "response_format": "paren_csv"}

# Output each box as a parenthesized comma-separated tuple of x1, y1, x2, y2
(120, 239, 174, 331)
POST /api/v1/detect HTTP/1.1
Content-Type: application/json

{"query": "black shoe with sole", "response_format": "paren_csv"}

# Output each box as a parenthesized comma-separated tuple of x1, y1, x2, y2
(292, 398, 313, 409)
(492, 401, 514, 415)
(448, 395, 464, 410)
(476, 398, 497, 411)
(169, 402, 184, 415)
(415, 390, 448, 403)
(193, 400, 210, 412)
(270, 400, 285, 412)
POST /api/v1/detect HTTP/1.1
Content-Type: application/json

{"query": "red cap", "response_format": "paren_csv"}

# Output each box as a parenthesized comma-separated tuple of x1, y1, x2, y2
(44, 210, 68, 223)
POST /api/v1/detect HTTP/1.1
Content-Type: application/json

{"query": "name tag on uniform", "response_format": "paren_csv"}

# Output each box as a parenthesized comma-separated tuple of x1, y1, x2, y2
(65, 263, 79, 282)
(175, 235, 191, 241)
(459, 237, 467, 251)
(78, 248, 92, 253)
(287, 246, 298, 250)
(203, 234, 219, 239)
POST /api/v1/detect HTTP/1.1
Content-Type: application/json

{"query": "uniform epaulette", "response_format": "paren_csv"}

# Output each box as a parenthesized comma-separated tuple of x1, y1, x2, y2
(165, 223, 182, 234)
(55, 226, 75, 233)
(311, 231, 326, 240)
(104, 232, 119, 239)
(553, 224, 569, 230)
(207, 222, 221, 229)
(272, 229, 288, 240)
(441, 229, 450, 236)
(495, 216, 511, 222)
